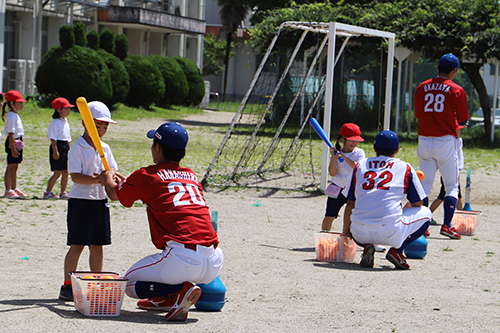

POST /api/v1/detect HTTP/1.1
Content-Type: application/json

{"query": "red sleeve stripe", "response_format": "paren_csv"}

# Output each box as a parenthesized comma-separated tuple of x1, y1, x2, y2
(403, 164, 411, 194)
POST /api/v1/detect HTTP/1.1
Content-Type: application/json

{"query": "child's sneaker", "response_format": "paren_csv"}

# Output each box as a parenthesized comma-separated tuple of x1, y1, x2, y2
(59, 191, 70, 200)
(14, 189, 28, 198)
(43, 191, 59, 199)
(440, 225, 462, 239)
(164, 282, 201, 321)
(59, 284, 73, 301)
(4, 190, 20, 199)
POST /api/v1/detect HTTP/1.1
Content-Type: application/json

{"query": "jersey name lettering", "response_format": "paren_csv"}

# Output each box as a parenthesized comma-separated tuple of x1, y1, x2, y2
(157, 169, 199, 183)
(423, 82, 450, 93)
(367, 160, 394, 169)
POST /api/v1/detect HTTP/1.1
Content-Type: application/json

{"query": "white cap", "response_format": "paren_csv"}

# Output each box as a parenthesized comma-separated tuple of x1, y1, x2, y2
(88, 101, 117, 124)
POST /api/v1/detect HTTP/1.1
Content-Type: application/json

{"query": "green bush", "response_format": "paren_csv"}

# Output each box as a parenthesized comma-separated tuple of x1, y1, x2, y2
(59, 26, 75, 50)
(123, 55, 165, 108)
(100, 29, 115, 54)
(173, 56, 205, 106)
(114, 34, 129, 60)
(35, 45, 112, 104)
(87, 30, 99, 50)
(73, 22, 87, 47)
(97, 50, 130, 107)
(149, 55, 189, 106)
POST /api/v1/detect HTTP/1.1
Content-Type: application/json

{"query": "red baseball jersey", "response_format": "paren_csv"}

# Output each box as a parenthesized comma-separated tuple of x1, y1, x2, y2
(116, 162, 218, 249)
(414, 77, 469, 137)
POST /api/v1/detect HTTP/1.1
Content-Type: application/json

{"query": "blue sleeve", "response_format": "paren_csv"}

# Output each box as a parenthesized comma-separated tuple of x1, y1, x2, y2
(406, 172, 423, 203)
(347, 170, 356, 201)
(458, 119, 468, 126)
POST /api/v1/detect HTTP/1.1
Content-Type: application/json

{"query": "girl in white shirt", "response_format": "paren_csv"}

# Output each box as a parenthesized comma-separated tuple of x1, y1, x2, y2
(44, 97, 73, 199)
(321, 123, 365, 232)
(2, 90, 27, 199)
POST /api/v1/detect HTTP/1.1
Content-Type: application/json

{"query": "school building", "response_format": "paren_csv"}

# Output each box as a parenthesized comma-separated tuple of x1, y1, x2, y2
(0, 0, 206, 94)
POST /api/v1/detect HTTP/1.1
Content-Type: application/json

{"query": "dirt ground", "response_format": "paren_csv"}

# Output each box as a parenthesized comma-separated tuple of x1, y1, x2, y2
(0, 111, 499, 332)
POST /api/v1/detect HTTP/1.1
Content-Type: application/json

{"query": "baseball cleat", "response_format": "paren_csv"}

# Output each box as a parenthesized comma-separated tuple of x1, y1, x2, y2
(386, 247, 410, 270)
(137, 296, 174, 311)
(59, 284, 73, 301)
(164, 282, 201, 321)
(360, 244, 375, 268)
(440, 225, 461, 239)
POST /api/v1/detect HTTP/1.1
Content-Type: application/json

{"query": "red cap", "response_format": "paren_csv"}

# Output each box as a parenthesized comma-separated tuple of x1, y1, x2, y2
(4, 90, 27, 103)
(340, 123, 364, 142)
(51, 97, 74, 110)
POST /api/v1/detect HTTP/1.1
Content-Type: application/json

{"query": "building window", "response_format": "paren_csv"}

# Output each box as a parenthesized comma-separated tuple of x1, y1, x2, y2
(4, 12, 17, 66)
(490, 63, 496, 76)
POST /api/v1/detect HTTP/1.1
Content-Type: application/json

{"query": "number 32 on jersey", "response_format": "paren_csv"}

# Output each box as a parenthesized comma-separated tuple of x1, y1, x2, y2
(362, 170, 393, 191)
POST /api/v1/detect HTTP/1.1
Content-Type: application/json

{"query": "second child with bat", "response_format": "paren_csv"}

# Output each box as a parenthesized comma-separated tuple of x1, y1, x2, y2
(59, 101, 125, 301)
(321, 123, 365, 232)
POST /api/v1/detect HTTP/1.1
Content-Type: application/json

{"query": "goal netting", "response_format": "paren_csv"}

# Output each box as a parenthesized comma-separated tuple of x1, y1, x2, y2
(202, 22, 395, 192)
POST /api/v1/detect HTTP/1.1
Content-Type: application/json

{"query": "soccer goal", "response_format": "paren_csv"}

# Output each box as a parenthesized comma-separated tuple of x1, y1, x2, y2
(202, 22, 395, 191)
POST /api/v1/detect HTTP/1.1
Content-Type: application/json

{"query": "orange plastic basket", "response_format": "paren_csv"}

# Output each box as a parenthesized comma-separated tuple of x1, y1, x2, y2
(452, 210, 482, 236)
(313, 232, 358, 262)
(70, 272, 128, 317)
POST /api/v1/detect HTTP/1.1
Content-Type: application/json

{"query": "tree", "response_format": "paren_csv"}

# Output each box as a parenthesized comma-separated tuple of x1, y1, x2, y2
(218, 0, 251, 100)
(203, 33, 231, 76)
(251, 0, 500, 140)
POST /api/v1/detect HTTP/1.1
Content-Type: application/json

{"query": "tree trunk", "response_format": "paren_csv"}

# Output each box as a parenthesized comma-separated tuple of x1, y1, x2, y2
(462, 63, 492, 140)
(223, 31, 233, 102)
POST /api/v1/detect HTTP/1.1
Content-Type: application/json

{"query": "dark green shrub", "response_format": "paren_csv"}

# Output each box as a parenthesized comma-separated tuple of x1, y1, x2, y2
(100, 29, 115, 54)
(123, 55, 165, 108)
(114, 34, 129, 60)
(87, 30, 99, 50)
(98, 50, 129, 107)
(59, 25, 75, 50)
(173, 56, 205, 106)
(35, 46, 112, 104)
(73, 22, 87, 47)
(149, 55, 188, 106)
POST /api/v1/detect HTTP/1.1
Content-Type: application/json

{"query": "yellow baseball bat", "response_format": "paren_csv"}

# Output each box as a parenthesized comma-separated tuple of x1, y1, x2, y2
(76, 97, 110, 170)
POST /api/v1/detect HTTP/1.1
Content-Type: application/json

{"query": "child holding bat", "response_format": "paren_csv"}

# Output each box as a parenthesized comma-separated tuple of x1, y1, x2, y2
(59, 101, 125, 301)
(321, 123, 365, 232)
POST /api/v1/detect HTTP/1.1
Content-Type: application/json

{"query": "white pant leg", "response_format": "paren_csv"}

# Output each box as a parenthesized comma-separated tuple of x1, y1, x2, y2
(417, 136, 438, 197)
(350, 206, 431, 249)
(123, 242, 223, 298)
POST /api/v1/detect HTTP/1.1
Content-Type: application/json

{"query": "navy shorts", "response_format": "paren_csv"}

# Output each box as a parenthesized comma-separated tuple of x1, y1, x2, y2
(66, 198, 111, 246)
(49, 141, 69, 171)
(437, 177, 462, 200)
(325, 193, 348, 218)
(5, 137, 23, 164)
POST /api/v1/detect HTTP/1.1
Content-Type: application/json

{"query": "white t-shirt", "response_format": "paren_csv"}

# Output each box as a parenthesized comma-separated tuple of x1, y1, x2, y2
(48, 118, 72, 142)
(348, 156, 427, 226)
(331, 147, 366, 195)
(68, 135, 118, 200)
(4, 111, 24, 138)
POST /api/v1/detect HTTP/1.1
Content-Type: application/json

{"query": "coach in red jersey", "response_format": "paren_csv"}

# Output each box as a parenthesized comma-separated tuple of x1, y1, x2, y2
(414, 53, 469, 240)
(101, 122, 223, 321)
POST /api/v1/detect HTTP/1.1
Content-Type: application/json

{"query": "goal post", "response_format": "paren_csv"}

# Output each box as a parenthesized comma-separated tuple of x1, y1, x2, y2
(202, 21, 395, 192)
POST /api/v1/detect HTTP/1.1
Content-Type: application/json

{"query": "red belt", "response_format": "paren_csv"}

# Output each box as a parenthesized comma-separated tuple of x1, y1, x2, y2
(182, 243, 218, 251)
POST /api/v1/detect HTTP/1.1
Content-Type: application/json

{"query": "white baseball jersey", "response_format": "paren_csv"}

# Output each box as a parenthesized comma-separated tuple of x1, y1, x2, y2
(331, 147, 365, 195)
(347, 156, 427, 226)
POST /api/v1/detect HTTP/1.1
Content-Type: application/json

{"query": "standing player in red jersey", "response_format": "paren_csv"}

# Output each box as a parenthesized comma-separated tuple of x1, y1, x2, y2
(414, 53, 469, 239)
(100, 122, 223, 321)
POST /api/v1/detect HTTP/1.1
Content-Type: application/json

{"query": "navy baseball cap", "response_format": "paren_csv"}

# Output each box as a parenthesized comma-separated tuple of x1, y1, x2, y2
(374, 130, 399, 149)
(147, 122, 188, 149)
(438, 53, 460, 68)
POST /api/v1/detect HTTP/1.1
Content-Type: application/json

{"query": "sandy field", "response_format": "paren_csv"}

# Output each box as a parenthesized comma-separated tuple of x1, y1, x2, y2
(0, 111, 499, 332)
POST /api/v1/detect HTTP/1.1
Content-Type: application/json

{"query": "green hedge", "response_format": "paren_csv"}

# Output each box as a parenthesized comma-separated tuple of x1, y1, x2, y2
(123, 55, 165, 108)
(149, 55, 189, 106)
(98, 50, 129, 107)
(173, 56, 205, 106)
